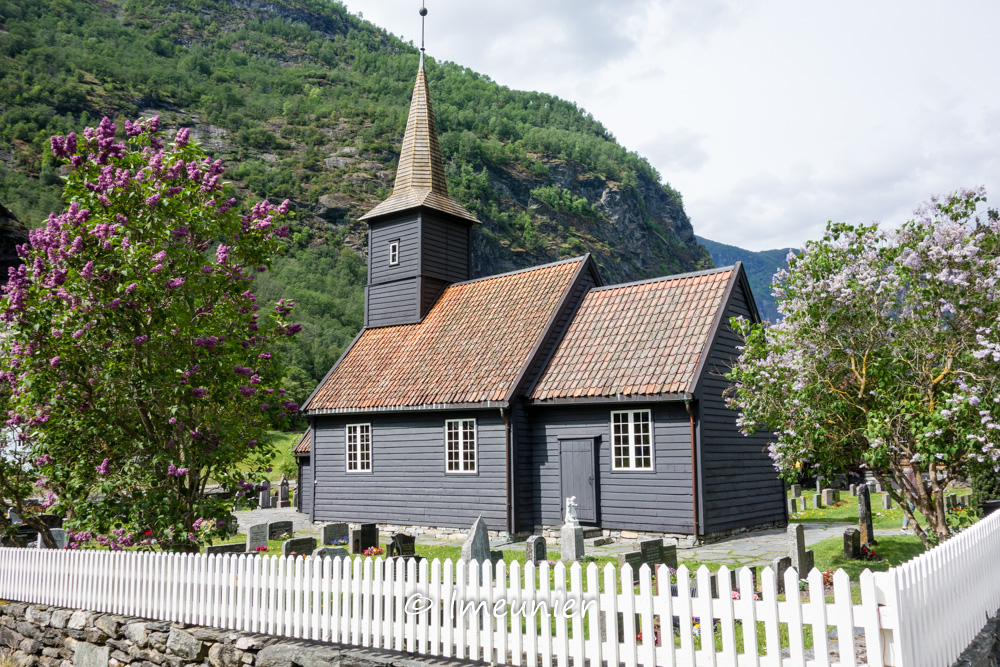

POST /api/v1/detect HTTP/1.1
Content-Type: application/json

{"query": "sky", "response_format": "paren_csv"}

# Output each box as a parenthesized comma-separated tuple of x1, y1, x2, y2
(341, 1, 999, 252)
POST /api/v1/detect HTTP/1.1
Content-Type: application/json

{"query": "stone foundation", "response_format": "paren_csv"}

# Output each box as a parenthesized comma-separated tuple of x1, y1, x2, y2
(0, 601, 465, 667)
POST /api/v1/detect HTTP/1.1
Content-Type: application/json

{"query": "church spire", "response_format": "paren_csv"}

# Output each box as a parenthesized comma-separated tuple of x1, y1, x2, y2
(360, 17, 478, 224)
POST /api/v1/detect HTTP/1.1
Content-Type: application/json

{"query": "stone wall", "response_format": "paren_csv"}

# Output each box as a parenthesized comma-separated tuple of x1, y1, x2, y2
(953, 610, 1000, 667)
(0, 601, 460, 667)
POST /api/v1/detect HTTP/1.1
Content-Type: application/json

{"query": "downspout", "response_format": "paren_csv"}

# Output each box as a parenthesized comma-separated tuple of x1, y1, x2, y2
(684, 395, 699, 537)
(501, 407, 513, 535)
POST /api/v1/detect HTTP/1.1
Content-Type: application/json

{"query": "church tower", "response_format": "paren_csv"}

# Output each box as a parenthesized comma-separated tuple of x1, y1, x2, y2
(359, 54, 480, 328)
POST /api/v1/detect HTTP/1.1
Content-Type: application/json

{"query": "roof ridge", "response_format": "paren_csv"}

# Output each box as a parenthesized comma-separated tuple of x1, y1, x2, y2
(447, 254, 589, 288)
(589, 265, 735, 293)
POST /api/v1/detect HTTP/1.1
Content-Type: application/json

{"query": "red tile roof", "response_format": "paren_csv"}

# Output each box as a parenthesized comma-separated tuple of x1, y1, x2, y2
(293, 430, 310, 455)
(305, 258, 585, 413)
(530, 267, 735, 401)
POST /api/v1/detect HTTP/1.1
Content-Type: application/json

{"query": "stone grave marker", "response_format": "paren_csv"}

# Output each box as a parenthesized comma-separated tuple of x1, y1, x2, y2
(205, 542, 247, 555)
(258, 490, 271, 509)
(787, 524, 814, 576)
(945, 495, 954, 511)
(822, 489, 836, 506)
(849, 484, 857, 497)
(786, 498, 798, 516)
(790, 484, 801, 497)
(35, 528, 67, 549)
(281, 537, 317, 557)
(461, 516, 491, 566)
(882, 493, 892, 510)
(387, 533, 416, 558)
(771, 556, 791, 594)
(267, 520, 293, 540)
(350, 523, 378, 554)
(277, 474, 291, 509)
(525, 535, 546, 564)
(816, 478, 823, 493)
(7, 508, 21, 524)
(618, 551, 646, 572)
(246, 523, 268, 552)
(812, 494, 822, 510)
(867, 481, 877, 494)
(313, 547, 349, 560)
(560, 497, 585, 562)
(843, 528, 861, 559)
(322, 522, 349, 547)
(858, 485, 876, 546)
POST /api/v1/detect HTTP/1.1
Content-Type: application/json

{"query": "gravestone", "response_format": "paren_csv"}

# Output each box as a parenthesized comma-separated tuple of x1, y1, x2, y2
(246, 523, 268, 552)
(387, 533, 416, 558)
(322, 522, 349, 546)
(313, 547, 349, 560)
(205, 542, 247, 555)
(277, 474, 291, 508)
(867, 481, 877, 494)
(882, 493, 892, 510)
(786, 498, 798, 516)
(258, 490, 271, 509)
(639, 539, 679, 569)
(618, 551, 646, 572)
(812, 494, 823, 510)
(822, 489, 836, 506)
(461, 516, 491, 566)
(945, 495, 954, 511)
(857, 485, 876, 546)
(350, 523, 378, 554)
(267, 520, 293, 540)
(790, 484, 801, 497)
(771, 556, 791, 594)
(843, 528, 861, 559)
(35, 528, 67, 549)
(816, 478, 823, 493)
(525, 535, 547, 564)
(7, 508, 21, 524)
(787, 524, 814, 576)
(849, 484, 857, 497)
(281, 537, 317, 557)
(560, 497, 585, 562)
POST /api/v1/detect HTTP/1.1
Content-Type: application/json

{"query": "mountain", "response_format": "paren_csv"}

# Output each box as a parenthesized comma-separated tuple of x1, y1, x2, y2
(696, 236, 794, 323)
(0, 0, 713, 403)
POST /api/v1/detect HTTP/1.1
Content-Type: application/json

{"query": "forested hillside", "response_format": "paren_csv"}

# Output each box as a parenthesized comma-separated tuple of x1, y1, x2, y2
(696, 236, 794, 323)
(0, 0, 713, 404)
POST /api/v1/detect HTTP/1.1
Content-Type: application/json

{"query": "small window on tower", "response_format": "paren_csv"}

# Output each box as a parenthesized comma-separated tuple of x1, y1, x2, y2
(388, 241, 399, 266)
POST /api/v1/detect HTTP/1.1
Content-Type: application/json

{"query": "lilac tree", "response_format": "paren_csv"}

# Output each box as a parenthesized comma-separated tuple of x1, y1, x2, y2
(0, 117, 300, 551)
(727, 188, 1000, 546)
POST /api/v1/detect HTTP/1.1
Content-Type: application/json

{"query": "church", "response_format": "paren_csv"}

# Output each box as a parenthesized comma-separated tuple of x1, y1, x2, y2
(295, 54, 786, 542)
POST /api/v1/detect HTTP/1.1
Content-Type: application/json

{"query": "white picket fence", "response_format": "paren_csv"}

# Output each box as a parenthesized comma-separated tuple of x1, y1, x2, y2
(2, 510, 999, 667)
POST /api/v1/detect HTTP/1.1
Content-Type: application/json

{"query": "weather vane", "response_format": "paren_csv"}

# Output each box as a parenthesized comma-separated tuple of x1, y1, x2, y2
(419, 1, 427, 53)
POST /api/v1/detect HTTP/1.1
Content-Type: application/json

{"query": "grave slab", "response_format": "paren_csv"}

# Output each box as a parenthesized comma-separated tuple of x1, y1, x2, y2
(246, 523, 268, 552)
(526, 535, 546, 565)
(267, 520, 293, 540)
(205, 542, 247, 555)
(322, 522, 349, 547)
(281, 537, 316, 557)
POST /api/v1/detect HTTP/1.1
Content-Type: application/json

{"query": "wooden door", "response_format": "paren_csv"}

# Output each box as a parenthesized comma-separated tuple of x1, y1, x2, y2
(560, 438, 598, 524)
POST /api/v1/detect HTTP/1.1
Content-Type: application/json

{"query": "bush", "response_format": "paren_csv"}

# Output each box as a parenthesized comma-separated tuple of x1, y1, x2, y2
(969, 465, 1000, 512)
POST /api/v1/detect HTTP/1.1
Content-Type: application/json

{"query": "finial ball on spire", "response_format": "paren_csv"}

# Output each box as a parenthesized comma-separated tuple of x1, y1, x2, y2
(419, 6, 427, 16)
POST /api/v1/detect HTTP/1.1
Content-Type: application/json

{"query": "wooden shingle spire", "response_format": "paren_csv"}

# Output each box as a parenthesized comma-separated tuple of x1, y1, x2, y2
(360, 56, 479, 224)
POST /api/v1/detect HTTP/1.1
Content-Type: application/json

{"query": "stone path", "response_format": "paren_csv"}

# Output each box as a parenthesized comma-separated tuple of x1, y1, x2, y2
(234, 508, 899, 568)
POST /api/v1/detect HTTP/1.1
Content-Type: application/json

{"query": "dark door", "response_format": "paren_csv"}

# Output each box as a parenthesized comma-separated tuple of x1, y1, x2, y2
(560, 439, 597, 524)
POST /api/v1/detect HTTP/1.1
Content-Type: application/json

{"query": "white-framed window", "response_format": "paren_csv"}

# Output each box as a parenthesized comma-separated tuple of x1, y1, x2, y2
(445, 418, 477, 473)
(611, 410, 652, 470)
(346, 423, 372, 472)
(388, 241, 399, 266)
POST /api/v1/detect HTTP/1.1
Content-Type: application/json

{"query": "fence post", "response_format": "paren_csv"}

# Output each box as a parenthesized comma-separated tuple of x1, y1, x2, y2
(871, 570, 908, 667)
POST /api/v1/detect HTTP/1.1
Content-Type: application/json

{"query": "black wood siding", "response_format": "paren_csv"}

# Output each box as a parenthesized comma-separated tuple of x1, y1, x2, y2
(313, 410, 508, 531)
(420, 212, 470, 283)
(519, 404, 694, 533)
(297, 455, 312, 514)
(365, 279, 419, 327)
(695, 279, 785, 533)
(368, 214, 420, 285)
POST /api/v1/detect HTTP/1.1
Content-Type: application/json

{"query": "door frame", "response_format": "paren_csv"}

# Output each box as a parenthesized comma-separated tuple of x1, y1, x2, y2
(558, 436, 600, 525)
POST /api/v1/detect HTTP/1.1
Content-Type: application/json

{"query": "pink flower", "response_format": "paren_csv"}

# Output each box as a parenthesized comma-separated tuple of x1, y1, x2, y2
(95, 458, 110, 475)
(175, 127, 191, 148)
(191, 387, 207, 398)
(166, 277, 184, 289)
(49, 356, 61, 367)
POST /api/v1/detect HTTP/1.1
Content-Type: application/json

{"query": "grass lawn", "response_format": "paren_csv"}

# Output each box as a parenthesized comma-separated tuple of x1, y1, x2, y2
(788, 486, 969, 531)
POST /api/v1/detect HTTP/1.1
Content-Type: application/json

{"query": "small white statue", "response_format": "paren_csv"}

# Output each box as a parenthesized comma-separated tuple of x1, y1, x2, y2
(564, 496, 579, 526)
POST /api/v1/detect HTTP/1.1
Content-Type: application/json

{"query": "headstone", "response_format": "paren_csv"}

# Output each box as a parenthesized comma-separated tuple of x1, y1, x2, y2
(816, 478, 823, 493)
(258, 490, 271, 509)
(867, 481, 877, 494)
(461, 516, 492, 566)
(36, 528, 67, 549)
(7, 508, 21, 524)
(849, 484, 857, 497)
(812, 494, 823, 510)
(322, 522, 349, 546)
(822, 489, 836, 506)
(843, 528, 861, 559)
(638, 539, 679, 569)
(281, 537, 317, 556)
(618, 551, 645, 572)
(525, 535, 547, 564)
(790, 484, 801, 498)
(267, 520, 293, 540)
(205, 542, 247, 555)
(246, 523, 268, 552)
(857, 485, 876, 546)
(560, 497, 585, 562)
(313, 547, 349, 560)
(833, 490, 841, 503)
(387, 533, 416, 558)
(277, 474, 291, 508)
(350, 523, 378, 554)
(787, 498, 798, 516)
(787, 524, 814, 576)
(771, 556, 791, 594)
(875, 483, 883, 494)
(881, 493, 892, 510)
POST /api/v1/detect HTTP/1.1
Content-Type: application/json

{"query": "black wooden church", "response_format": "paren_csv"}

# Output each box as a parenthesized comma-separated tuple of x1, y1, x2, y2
(295, 55, 786, 540)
